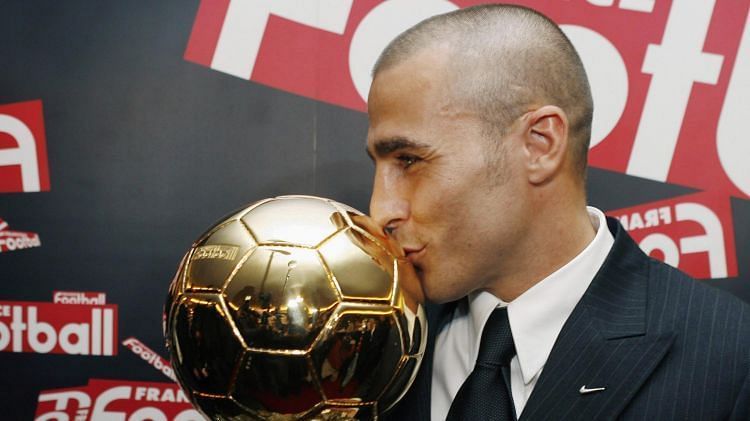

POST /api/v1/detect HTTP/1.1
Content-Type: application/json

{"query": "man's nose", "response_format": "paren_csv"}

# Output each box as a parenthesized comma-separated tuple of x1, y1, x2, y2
(369, 169, 410, 235)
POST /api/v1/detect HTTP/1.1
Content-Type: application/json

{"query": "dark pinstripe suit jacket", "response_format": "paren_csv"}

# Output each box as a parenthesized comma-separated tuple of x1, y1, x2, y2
(385, 217, 750, 420)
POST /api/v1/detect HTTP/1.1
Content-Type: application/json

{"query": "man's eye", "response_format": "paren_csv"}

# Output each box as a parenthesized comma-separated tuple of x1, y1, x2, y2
(397, 154, 420, 167)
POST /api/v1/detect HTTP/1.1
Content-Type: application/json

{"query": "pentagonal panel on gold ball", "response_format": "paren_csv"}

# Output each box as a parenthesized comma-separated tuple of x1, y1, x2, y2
(241, 196, 345, 247)
(309, 304, 403, 405)
(223, 246, 339, 351)
(187, 219, 257, 291)
(318, 228, 394, 301)
(168, 294, 245, 396)
(232, 352, 323, 418)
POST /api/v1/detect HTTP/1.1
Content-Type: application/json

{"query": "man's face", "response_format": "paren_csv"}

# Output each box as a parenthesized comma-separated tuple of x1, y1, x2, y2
(367, 48, 530, 303)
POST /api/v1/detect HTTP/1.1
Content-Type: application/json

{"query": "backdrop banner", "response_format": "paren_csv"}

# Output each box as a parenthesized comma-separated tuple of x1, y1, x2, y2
(1, 1, 749, 419)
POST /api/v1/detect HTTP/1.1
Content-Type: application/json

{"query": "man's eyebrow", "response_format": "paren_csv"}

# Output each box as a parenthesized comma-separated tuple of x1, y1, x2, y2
(367, 137, 430, 159)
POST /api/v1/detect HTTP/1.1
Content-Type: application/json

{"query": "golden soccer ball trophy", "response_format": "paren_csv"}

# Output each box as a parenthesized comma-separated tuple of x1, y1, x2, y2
(164, 195, 427, 420)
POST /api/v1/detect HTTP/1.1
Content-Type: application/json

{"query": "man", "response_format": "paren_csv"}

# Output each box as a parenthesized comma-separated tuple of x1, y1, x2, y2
(365, 4, 750, 420)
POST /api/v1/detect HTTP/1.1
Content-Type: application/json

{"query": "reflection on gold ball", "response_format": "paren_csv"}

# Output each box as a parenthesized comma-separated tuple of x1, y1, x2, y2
(164, 195, 426, 420)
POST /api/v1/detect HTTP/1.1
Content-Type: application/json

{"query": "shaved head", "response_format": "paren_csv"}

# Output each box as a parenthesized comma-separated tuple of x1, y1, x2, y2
(372, 4, 593, 181)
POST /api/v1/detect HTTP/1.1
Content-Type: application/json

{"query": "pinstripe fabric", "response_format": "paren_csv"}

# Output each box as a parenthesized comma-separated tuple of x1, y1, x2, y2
(384, 218, 750, 421)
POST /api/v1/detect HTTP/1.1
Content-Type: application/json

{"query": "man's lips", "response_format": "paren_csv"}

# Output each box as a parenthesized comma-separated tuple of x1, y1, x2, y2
(402, 246, 425, 265)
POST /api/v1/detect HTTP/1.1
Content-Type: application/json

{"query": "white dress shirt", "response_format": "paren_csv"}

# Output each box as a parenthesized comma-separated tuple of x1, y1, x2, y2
(431, 207, 615, 420)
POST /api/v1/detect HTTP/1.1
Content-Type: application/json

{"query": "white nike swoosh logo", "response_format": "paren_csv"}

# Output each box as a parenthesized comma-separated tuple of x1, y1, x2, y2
(579, 385, 606, 394)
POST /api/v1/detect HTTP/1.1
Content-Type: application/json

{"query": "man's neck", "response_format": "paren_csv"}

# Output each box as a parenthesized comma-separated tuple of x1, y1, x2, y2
(487, 205, 596, 302)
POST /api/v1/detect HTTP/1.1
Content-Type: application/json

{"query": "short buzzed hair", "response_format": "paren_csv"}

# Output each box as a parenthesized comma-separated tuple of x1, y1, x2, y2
(372, 4, 593, 181)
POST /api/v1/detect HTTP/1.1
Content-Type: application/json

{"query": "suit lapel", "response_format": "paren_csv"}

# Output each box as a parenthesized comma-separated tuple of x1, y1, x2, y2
(520, 219, 675, 420)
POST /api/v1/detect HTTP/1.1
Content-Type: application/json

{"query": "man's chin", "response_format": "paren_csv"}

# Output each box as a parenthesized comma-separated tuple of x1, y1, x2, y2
(422, 277, 465, 304)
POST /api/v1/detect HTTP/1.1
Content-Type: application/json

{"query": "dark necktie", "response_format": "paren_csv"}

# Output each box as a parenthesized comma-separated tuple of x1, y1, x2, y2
(446, 307, 516, 421)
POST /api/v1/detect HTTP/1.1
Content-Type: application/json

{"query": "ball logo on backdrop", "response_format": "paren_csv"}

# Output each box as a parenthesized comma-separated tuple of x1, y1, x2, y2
(0, 218, 42, 253)
(53, 291, 106, 305)
(0, 292, 117, 356)
(607, 192, 738, 279)
(35, 379, 201, 421)
(122, 337, 177, 381)
(184, 0, 749, 280)
(0, 100, 50, 194)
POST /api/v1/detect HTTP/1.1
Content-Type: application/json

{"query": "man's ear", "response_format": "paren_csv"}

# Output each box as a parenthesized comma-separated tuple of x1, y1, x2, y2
(521, 105, 569, 185)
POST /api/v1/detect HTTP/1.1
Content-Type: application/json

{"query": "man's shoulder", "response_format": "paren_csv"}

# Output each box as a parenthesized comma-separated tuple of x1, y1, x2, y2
(647, 253, 748, 311)
(643, 255, 750, 344)
(604, 216, 750, 339)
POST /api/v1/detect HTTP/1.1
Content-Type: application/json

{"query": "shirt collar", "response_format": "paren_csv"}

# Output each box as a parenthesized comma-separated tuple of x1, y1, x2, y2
(467, 207, 615, 384)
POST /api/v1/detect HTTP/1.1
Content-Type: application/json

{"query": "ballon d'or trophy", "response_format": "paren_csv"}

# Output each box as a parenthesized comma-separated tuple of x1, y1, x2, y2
(164, 195, 427, 420)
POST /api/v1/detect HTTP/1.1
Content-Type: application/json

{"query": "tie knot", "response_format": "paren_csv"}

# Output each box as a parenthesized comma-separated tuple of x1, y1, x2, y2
(476, 307, 515, 366)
